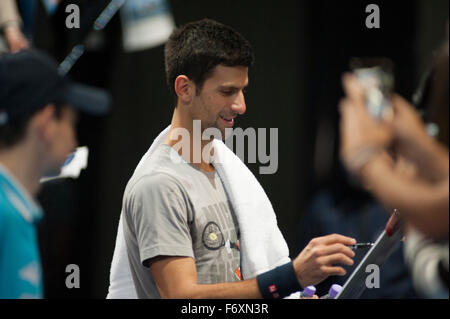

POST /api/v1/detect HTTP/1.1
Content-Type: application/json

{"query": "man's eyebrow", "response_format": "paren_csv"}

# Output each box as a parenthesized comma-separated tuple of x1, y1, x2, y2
(219, 84, 249, 90)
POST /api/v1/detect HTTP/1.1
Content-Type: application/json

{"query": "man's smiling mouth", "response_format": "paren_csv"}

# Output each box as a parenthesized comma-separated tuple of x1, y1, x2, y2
(219, 115, 235, 126)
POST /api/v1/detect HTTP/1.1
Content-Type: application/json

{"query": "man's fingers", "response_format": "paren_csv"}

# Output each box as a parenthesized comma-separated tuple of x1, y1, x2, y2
(321, 253, 354, 267)
(320, 266, 347, 277)
(312, 233, 356, 246)
(321, 243, 355, 258)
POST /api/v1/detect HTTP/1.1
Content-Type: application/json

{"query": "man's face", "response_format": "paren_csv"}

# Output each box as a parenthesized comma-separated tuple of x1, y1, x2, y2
(190, 65, 248, 138)
(44, 106, 78, 176)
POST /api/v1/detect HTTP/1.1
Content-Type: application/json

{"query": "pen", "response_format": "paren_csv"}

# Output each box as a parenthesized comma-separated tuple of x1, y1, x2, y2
(348, 243, 374, 250)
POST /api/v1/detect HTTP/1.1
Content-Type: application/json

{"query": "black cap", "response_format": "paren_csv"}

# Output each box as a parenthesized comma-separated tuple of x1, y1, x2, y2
(0, 49, 111, 126)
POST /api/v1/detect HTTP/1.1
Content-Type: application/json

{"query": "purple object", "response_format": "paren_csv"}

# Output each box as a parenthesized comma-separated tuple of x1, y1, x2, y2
(329, 284, 342, 298)
(301, 286, 316, 297)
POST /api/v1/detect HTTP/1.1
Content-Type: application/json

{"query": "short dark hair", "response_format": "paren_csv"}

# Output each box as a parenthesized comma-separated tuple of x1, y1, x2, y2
(164, 19, 254, 102)
(0, 101, 66, 150)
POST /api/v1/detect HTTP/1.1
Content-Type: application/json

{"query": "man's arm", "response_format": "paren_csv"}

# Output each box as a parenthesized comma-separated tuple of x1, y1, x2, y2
(150, 256, 262, 299)
(149, 234, 356, 299)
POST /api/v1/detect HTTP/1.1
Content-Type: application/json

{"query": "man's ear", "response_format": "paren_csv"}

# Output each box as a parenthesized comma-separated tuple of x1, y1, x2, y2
(30, 104, 56, 141)
(174, 75, 195, 104)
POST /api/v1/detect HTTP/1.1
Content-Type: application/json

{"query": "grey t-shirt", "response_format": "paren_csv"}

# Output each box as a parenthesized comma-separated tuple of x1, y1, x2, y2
(122, 144, 241, 298)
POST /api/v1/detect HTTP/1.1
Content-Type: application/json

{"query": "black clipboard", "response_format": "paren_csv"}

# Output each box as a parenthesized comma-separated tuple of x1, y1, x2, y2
(336, 228, 403, 299)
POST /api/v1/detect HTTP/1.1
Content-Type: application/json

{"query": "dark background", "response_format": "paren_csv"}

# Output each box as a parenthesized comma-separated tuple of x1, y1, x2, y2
(32, 0, 448, 298)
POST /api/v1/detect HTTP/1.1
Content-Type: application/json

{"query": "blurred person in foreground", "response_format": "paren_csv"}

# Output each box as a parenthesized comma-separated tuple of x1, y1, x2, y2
(339, 32, 449, 298)
(0, 50, 110, 298)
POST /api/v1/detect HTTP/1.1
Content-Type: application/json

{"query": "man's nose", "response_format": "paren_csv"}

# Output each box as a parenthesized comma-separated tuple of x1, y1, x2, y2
(231, 91, 246, 115)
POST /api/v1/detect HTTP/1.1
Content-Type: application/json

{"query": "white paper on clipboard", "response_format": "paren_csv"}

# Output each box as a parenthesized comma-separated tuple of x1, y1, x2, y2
(336, 228, 403, 299)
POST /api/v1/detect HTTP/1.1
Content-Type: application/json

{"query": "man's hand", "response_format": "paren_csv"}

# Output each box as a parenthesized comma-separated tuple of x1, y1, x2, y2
(293, 234, 356, 287)
(4, 25, 29, 53)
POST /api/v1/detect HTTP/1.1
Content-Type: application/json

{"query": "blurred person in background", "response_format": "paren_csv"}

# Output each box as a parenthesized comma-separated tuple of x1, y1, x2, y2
(339, 28, 449, 298)
(0, 0, 29, 53)
(0, 49, 110, 298)
(297, 164, 417, 298)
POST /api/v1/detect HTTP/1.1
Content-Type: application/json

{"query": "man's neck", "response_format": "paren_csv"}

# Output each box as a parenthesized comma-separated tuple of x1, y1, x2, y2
(0, 146, 42, 198)
(164, 109, 215, 173)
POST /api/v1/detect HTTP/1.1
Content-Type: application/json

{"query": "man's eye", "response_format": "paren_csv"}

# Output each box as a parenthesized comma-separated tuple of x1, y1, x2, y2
(222, 90, 234, 96)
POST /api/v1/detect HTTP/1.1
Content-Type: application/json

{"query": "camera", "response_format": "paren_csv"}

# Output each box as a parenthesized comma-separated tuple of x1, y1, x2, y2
(350, 58, 395, 121)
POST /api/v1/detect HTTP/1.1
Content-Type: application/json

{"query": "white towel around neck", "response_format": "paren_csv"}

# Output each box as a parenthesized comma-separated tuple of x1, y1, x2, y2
(107, 126, 292, 298)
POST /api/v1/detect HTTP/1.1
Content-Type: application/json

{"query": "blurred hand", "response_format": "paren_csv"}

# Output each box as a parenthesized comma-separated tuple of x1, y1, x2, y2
(4, 25, 29, 53)
(339, 73, 393, 172)
(390, 94, 428, 151)
(293, 234, 356, 287)
(393, 155, 417, 180)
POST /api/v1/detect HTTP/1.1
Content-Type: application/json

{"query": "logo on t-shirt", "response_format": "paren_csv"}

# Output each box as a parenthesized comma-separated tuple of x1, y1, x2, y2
(202, 221, 224, 250)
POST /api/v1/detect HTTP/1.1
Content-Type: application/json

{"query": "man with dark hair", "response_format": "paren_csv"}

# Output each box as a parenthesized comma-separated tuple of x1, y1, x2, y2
(0, 49, 110, 298)
(112, 19, 355, 299)
(164, 18, 254, 103)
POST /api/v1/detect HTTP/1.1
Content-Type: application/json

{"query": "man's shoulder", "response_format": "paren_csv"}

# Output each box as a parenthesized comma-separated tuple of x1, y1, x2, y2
(122, 172, 190, 219)
(136, 144, 188, 174)
(126, 145, 193, 194)
(127, 171, 183, 196)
